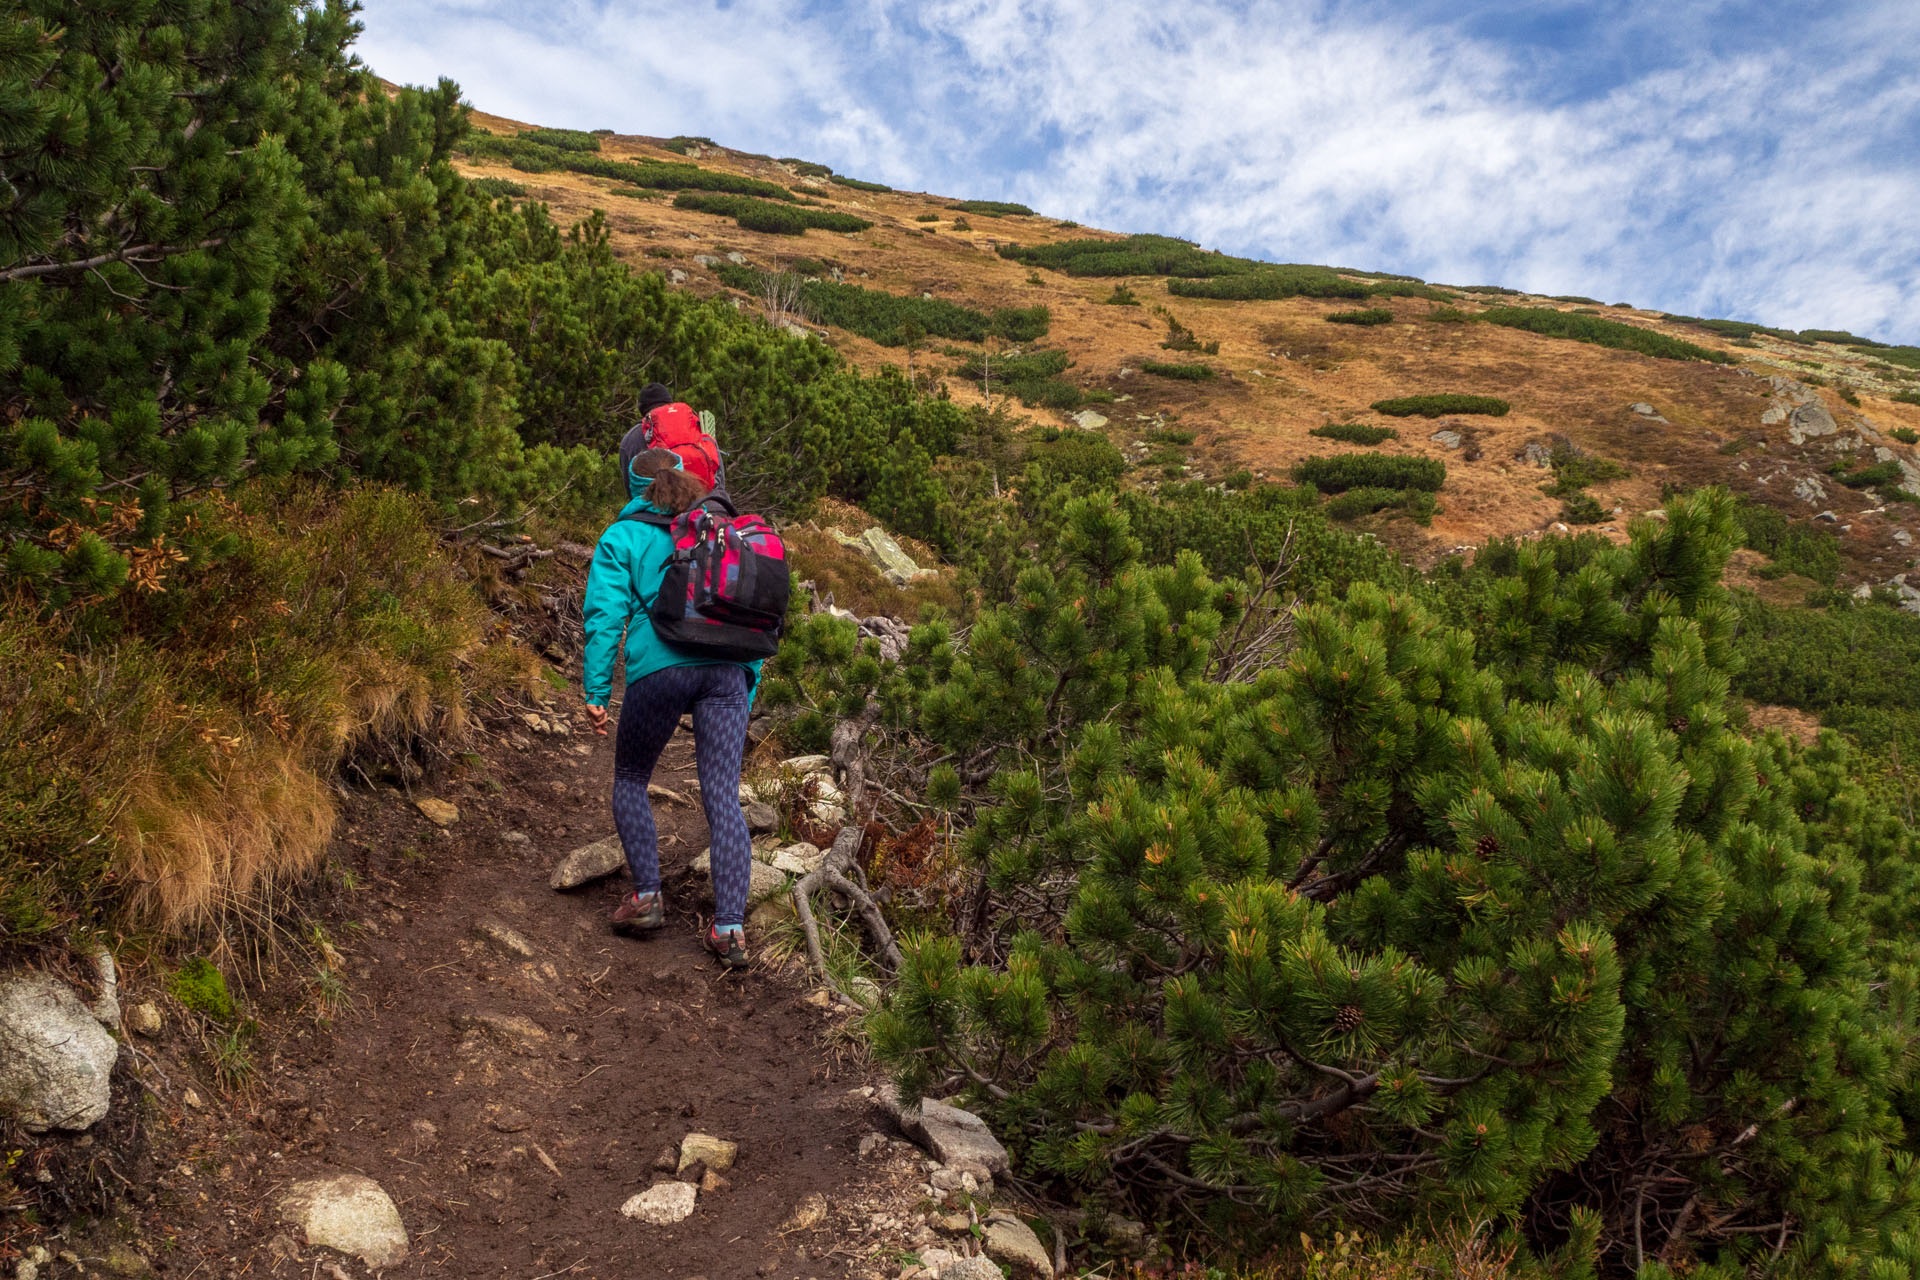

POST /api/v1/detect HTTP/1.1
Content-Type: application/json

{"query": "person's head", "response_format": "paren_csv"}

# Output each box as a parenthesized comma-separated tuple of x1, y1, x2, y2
(638, 383, 673, 416)
(627, 447, 710, 513)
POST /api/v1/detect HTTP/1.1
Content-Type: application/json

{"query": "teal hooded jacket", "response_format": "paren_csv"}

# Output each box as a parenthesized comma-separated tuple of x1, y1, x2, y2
(581, 470, 763, 705)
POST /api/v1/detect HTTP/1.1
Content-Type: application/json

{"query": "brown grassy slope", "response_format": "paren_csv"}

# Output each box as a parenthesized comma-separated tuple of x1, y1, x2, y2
(455, 112, 1920, 576)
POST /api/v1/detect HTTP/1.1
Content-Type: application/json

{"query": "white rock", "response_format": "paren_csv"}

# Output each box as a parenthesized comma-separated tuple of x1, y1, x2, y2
(940, 1258, 1005, 1280)
(761, 842, 824, 875)
(690, 849, 788, 903)
(281, 1173, 410, 1269)
(1071, 409, 1108, 430)
(621, 1180, 698, 1224)
(781, 754, 833, 776)
(0, 972, 119, 1132)
(678, 1132, 738, 1173)
(550, 836, 625, 890)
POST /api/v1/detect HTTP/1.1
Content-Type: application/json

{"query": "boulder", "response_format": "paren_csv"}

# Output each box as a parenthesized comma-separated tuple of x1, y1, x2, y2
(831, 527, 934, 587)
(414, 798, 459, 826)
(0, 971, 119, 1132)
(941, 1258, 1005, 1280)
(896, 1095, 1010, 1178)
(1071, 409, 1108, 430)
(621, 1180, 698, 1225)
(550, 836, 626, 890)
(678, 1132, 738, 1174)
(985, 1214, 1054, 1277)
(280, 1173, 410, 1269)
(1429, 429, 1462, 450)
(1788, 402, 1839, 445)
(1793, 474, 1828, 504)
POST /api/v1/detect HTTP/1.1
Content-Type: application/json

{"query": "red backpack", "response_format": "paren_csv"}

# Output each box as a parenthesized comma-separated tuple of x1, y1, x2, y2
(625, 495, 789, 661)
(636, 403, 722, 490)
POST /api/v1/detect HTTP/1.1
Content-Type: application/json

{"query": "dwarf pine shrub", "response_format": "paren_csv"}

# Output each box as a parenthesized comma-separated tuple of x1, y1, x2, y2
(1310, 423, 1398, 445)
(1326, 308, 1393, 326)
(953, 199, 1035, 216)
(1294, 452, 1445, 492)
(1372, 394, 1510, 418)
(671, 192, 872, 234)
(831, 174, 891, 192)
(1142, 360, 1216, 380)
(1480, 307, 1734, 363)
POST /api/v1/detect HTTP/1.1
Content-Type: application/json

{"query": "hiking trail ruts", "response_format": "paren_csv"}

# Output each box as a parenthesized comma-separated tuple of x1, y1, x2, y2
(152, 699, 929, 1279)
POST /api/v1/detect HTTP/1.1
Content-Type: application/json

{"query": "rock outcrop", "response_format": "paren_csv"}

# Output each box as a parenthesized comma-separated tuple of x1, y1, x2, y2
(0, 971, 120, 1132)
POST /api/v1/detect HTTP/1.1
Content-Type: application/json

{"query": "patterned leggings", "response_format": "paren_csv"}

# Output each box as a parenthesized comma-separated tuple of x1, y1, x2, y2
(610, 663, 754, 927)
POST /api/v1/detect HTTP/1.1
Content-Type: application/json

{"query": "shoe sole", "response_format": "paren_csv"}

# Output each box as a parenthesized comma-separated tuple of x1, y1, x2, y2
(611, 915, 666, 938)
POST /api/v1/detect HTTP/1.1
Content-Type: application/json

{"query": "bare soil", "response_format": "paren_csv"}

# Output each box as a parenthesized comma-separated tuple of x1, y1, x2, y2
(83, 703, 931, 1280)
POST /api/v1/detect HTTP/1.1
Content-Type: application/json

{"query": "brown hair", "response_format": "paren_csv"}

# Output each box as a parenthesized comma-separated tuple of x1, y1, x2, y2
(629, 448, 711, 514)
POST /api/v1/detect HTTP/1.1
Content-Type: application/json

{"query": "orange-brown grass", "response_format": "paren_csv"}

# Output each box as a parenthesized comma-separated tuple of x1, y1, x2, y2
(1, 485, 537, 942)
(454, 113, 1920, 578)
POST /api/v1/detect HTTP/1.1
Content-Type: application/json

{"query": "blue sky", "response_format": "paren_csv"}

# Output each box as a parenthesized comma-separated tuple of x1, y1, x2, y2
(357, 0, 1920, 343)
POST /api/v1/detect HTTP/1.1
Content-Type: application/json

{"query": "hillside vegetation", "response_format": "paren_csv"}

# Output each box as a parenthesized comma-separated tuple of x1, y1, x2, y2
(12, 7, 1920, 1277)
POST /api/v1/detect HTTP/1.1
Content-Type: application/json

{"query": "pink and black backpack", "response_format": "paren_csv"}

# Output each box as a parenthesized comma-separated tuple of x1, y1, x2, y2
(626, 495, 789, 660)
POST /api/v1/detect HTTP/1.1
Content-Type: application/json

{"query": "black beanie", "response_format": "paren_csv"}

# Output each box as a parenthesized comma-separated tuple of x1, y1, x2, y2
(638, 382, 673, 413)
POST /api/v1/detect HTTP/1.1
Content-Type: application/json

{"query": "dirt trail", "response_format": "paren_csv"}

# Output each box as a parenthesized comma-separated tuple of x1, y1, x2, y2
(153, 702, 921, 1279)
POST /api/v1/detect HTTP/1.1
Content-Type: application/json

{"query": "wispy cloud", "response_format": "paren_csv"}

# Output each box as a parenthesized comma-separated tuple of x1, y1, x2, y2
(357, 0, 1920, 342)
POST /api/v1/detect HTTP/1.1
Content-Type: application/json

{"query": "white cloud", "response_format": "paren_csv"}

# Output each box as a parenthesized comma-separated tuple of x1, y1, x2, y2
(356, 0, 1920, 342)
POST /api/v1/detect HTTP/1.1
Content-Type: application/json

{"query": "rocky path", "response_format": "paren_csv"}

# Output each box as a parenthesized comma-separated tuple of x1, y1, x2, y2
(125, 700, 948, 1280)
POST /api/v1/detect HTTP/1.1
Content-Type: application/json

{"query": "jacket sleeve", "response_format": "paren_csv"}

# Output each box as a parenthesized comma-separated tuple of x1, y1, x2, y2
(582, 523, 637, 705)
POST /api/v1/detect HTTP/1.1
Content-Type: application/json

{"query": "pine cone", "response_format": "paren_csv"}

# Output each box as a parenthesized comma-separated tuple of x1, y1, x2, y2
(1333, 1004, 1365, 1033)
(1669, 715, 1691, 735)
(1473, 833, 1500, 858)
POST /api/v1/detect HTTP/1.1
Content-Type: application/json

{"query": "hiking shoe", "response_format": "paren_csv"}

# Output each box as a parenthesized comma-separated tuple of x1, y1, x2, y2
(704, 924, 749, 969)
(611, 891, 665, 936)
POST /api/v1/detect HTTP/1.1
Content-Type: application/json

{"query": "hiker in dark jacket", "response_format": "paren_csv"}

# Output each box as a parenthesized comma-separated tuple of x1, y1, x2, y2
(582, 448, 761, 967)
(618, 382, 727, 499)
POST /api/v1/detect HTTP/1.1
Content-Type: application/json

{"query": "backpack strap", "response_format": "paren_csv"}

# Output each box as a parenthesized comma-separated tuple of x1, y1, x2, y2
(621, 508, 674, 526)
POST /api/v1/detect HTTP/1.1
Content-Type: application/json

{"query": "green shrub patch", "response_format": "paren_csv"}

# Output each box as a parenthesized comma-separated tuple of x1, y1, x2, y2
(671, 192, 872, 234)
(1294, 452, 1446, 492)
(1141, 360, 1215, 381)
(1310, 422, 1398, 445)
(953, 199, 1035, 216)
(1480, 307, 1734, 363)
(1326, 308, 1394, 326)
(1372, 394, 1510, 418)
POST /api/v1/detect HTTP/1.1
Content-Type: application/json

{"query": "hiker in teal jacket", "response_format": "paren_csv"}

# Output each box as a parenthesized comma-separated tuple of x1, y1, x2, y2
(582, 455, 763, 967)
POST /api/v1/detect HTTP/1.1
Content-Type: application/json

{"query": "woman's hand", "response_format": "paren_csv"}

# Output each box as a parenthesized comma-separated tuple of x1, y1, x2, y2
(585, 703, 609, 736)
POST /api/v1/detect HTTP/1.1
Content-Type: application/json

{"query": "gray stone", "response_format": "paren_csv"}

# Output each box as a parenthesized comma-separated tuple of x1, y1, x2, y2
(669, 268, 688, 284)
(281, 1173, 409, 1269)
(621, 1180, 697, 1224)
(694, 254, 720, 267)
(1520, 441, 1554, 467)
(88, 951, 119, 1030)
(1429, 429, 1462, 450)
(1816, 510, 1839, 523)
(550, 836, 625, 890)
(742, 799, 780, 833)
(940, 1258, 1005, 1280)
(689, 849, 788, 903)
(501, 830, 531, 847)
(1793, 474, 1828, 504)
(125, 1001, 162, 1037)
(897, 1095, 1010, 1178)
(1896, 529, 1914, 546)
(1630, 402, 1657, 416)
(678, 1132, 738, 1174)
(0, 972, 119, 1132)
(1761, 403, 1788, 426)
(726, 251, 747, 265)
(1788, 402, 1839, 445)
(1070, 409, 1108, 430)
(985, 1215, 1054, 1277)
